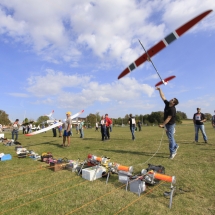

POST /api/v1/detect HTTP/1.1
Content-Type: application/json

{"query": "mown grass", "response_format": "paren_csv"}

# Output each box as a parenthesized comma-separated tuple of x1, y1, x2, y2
(0, 123, 215, 215)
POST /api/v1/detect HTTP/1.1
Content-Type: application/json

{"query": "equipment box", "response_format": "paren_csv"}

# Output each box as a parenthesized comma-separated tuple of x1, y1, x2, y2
(0, 134, 4, 138)
(50, 162, 66, 172)
(0, 154, 12, 161)
(82, 166, 106, 181)
(129, 179, 146, 195)
(118, 173, 129, 184)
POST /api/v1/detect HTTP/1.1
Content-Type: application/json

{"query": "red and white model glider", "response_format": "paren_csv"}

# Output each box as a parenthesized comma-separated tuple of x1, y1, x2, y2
(118, 10, 213, 87)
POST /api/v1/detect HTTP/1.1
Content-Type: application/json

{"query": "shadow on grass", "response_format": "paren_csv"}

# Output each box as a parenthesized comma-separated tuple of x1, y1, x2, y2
(102, 149, 168, 158)
(200, 146, 214, 150)
(23, 141, 57, 147)
(177, 141, 194, 144)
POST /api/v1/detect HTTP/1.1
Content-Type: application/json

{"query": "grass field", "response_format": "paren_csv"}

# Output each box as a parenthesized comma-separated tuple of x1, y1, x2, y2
(0, 123, 215, 215)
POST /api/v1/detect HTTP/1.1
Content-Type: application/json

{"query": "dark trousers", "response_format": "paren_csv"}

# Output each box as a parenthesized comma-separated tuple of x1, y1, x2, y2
(106, 126, 110, 139)
(12, 130, 19, 141)
(101, 126, 106, 141)
(52, 128, 57, 137)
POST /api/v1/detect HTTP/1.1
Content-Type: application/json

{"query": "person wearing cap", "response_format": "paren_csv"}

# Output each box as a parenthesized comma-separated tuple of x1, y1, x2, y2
(62, 112, 72, 147)
(193, 108, 208, 143)
(11, 119, 20, 141)
(156, 87, 179, 159)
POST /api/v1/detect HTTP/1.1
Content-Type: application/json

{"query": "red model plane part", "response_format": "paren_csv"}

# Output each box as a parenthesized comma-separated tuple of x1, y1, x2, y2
(118, 10, 213, 79)
(155, 75, 176, 87)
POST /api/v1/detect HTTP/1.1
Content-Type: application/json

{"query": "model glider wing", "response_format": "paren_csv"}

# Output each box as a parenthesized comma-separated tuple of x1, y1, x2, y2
(70, 110, 84, 119)
(25, 121, 63, 136)
(25, 110, 84, 136)
(118, 9, 213, 79)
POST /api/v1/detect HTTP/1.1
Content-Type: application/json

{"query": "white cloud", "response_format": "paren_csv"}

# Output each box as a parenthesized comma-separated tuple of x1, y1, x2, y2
(25, 69, 154, 110)
(0, 0, 213, 66)
(161, 0, 215, 32)
(7, 93, 29, 97)
(26, 69, 91, 96)
(1, 0, 215, 121)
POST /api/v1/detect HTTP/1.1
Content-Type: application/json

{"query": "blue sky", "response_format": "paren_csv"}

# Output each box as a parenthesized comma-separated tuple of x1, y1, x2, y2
(0, 0, 215, 122)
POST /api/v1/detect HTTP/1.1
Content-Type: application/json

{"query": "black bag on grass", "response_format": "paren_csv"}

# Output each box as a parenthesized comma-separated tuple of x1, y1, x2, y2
(146, 164, 165, 174)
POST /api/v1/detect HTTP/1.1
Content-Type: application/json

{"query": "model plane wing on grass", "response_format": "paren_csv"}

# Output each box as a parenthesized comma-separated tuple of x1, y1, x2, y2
(25, 110, 84, 136)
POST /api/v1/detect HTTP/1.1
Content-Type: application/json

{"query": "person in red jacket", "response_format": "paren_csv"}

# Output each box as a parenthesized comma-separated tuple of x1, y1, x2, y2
(105, 113, 112, 140)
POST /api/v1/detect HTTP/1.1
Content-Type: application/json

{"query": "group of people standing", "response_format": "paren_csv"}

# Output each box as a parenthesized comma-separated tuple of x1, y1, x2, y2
(22, 123, 33, 134)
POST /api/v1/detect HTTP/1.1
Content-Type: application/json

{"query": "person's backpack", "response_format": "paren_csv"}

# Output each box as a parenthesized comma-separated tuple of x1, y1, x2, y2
(146, 164, 165, 174)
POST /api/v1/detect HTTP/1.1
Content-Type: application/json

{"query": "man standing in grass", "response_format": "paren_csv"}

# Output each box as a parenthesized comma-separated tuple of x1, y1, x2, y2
(193, 108, 208, 143)
(128, 114, 136, 141)
(156, 87, 179, 159)
(105, 113, 112, 140)
(11, 119, 20, 141)
(79, 119, 84, 138)
(100, 115, 106, 141)
(62, 111, 72, 147)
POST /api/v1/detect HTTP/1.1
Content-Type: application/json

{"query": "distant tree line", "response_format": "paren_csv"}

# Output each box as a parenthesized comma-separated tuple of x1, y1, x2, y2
(84, 111, 189, 127)
(0, 109, 213, 127)
(0, 110, 11, 125)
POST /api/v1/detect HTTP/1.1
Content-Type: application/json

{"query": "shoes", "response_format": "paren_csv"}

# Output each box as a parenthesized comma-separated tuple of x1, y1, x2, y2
(174, 145, 179, 154)
(193, 141, 198, 143)
(169, 153, 177, 160)
(205, 141, 208, 143)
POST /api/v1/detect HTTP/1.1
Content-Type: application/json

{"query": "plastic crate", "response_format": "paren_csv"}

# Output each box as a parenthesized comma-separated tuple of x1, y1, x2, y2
(82, 166, 106, 181)
(129, 179, 146, 195)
